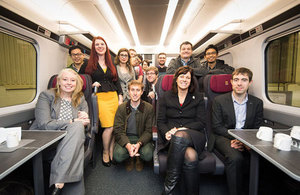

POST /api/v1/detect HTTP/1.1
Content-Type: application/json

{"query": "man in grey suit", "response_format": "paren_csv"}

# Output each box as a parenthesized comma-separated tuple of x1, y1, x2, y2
(212, 67, 263, 195)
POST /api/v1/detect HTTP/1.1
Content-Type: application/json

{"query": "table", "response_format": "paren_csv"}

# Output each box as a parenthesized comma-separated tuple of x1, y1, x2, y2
(0, 130, 66, 195)
(228, 129, 300, 195)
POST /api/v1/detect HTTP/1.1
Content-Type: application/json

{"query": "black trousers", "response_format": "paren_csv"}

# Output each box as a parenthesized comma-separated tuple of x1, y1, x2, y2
(214, 135, 249, 195)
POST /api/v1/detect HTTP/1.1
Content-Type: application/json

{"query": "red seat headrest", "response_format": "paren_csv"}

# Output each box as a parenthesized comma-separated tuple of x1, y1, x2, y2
(161, 75, 174, 91)
(210, 74, 232, 93)
(51, 75, 87, 91)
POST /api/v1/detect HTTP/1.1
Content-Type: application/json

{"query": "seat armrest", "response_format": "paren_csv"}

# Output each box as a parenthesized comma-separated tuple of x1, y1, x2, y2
(212, 152, 225, 175)
(91, 94, 99, 134)
(153, 137, 159, 174)
(152, 126, 158, 141)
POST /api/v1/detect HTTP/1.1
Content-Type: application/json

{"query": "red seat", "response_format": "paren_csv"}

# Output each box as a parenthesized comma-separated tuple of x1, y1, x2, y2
(209, 74, 232, 93)
(203, 74, 232, 167)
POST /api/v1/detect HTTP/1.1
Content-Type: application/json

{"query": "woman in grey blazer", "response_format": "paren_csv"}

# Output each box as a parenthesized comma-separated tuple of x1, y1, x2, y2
(30, 69, 90, 195)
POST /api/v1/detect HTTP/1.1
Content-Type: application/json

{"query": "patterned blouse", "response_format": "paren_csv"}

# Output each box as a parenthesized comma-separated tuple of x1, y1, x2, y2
(116, 65, 135, 102)
(58, 99, 73, 121)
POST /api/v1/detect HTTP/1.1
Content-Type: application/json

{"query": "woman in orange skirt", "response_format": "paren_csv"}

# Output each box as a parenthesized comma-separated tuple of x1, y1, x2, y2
(84, 36, 123, 167)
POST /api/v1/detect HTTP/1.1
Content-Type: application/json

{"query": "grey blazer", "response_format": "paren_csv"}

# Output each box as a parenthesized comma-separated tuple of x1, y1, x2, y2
(30, 89, 88, 130)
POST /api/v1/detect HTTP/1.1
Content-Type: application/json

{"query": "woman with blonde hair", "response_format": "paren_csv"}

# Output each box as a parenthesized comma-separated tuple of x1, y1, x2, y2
(30, 68, 90, 194)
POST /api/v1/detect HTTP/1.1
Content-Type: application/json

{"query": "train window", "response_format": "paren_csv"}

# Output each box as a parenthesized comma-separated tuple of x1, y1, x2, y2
(0, 31, 37, 108)
(266, 30, 300, 107)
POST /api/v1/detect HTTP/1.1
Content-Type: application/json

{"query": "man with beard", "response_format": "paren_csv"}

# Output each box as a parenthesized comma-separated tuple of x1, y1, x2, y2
(156, 52, 167, 76)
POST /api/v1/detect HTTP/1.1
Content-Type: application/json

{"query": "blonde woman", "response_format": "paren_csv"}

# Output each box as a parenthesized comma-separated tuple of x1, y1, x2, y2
(30, 68, 90, 194)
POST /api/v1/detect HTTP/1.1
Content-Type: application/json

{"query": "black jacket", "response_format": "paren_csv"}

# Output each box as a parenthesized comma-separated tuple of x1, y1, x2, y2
(197, 59, 234, 77)
(157, 90, 206, 152)
(141, 80, 156, 104)
(212, 92, 263, 139)
(83, 64, 122, 94)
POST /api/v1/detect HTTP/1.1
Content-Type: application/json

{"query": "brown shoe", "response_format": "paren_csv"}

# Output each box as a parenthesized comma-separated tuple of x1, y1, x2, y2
(135, 157, 144, 171)
(125, 157, 134, 171)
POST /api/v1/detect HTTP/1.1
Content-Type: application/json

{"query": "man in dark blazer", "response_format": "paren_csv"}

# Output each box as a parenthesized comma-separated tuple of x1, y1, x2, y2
(212, 67, 263, 195)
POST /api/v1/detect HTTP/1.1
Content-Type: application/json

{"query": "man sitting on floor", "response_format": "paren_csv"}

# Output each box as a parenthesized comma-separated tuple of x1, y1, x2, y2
(113, 80, 154, 171)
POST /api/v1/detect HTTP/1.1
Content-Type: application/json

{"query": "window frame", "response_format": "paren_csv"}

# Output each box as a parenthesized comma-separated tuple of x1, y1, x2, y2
(0, 26, 38, 108)
(264, 26, 300, 108)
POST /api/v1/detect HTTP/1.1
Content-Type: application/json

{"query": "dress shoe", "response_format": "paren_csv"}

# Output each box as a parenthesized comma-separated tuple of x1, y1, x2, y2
(125, 157, 134, 171)
(110, 158, 117, 165)
(102, 159, 111, 167)
(135, 157, 144, 171)
(51, 187, 62, 195)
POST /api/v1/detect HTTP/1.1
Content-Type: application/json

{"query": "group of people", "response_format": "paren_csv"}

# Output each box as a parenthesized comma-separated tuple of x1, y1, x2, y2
(30, 36, 264, 195)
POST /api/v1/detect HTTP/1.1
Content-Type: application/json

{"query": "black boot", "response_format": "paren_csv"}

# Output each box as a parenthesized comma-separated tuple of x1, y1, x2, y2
(51, 187, 62, 195)
(163, 135, 190, 194)
(183, 160, 199, 195)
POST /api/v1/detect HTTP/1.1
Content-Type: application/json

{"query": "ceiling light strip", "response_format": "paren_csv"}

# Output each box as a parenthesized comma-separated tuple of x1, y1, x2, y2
(119, 0, 140, 47)
(159, 0, 178, 46)
(95, 0, 129, 46)
(170, 0, 203, 46)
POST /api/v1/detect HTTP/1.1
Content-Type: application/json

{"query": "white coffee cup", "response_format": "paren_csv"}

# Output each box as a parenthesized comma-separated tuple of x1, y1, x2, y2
(290, 126, 300, 140)
(256, 126, 273, 141)
(273, 133, 292, 151)
(6, 134, 19, 148)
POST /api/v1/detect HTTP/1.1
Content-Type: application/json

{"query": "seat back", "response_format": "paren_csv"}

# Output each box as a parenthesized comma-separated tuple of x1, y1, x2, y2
(47, 74, 98, 168)
(155, 74, 174, 99)
(203, 74, 232, 152)
(154, 74, 174, 123)
(154, 74, 220, 175)
(153, 74, 174, 174)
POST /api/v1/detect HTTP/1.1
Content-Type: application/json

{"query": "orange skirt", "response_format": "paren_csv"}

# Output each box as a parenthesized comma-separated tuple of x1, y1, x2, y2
(96, 91, 118, 128)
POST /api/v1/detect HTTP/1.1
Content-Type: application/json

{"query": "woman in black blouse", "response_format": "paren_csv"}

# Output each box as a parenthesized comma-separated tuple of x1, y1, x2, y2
(157, 66, 206, 195)
(85, 36, 123, 167)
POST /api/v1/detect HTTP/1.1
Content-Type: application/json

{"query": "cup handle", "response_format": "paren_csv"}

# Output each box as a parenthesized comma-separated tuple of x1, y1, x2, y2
(256, 131, 262, 139)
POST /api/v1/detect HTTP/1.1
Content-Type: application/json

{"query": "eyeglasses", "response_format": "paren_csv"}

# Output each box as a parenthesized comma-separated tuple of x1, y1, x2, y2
(71, 53, 83, 57)
(205, 52, 217, 56)
(120, 54, 128, 57)
(146, 72, 156, 76)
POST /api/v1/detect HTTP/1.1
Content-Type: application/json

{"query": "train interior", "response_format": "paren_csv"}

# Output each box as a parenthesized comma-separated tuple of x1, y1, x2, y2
(0, 0, 300, 194)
